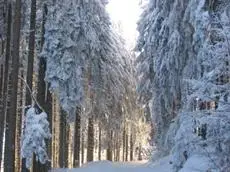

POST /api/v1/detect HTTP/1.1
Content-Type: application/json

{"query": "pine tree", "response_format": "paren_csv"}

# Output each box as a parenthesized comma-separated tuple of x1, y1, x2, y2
(4, 0, 21, 170)
(0, 2, 11, 164)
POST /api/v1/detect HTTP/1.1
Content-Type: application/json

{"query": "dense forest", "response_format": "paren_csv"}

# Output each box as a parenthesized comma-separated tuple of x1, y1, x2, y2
(0, 0, 230, 172)
(0, 0, 150, 171)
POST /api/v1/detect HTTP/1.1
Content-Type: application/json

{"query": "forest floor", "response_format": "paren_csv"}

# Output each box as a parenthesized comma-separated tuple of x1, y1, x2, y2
(53, 156, 173, 172)
(53, 154, 211, 172)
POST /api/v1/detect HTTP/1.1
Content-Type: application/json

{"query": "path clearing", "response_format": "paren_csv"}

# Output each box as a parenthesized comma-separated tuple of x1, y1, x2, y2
(53, 157, 173, 172)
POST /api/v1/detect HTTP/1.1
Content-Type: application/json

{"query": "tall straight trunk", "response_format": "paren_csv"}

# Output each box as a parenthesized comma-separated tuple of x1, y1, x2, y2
(59, 109, 69, 168)
(98, 124, 102, 161)
(87, 117, 94, 162)
(0, 64, 3, 108)
(122, 128, 126, 161)
(4, 0, 21, 170)
(65, 124, 70, 168)
(130, 134, 133, 161)
(52, 94, 58, 168)
(125, 133, 128, 161)
(34, 3, 52, 172)
(81, 131, 84, 165)
(0, 3, 11, 164)
(106, 130, 113, 161)
(73, 107, 81, 167)
(15, 70, 24, 172)
(22, 0, 37, 171)
(25, 0, 36, 105)
(115, 133, 120, 161)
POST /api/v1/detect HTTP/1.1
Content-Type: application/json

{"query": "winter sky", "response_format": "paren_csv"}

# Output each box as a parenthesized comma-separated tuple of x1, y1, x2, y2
(107, 0, 142, 48)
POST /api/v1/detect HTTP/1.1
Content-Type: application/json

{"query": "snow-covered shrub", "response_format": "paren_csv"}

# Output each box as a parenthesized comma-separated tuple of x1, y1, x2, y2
(171, 111, 230, 172)
(21, 107, 51, 168)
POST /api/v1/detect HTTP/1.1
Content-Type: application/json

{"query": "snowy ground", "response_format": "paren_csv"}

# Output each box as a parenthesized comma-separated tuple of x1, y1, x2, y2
(52, 155, 212, 172)
(52, 157, 173, 172)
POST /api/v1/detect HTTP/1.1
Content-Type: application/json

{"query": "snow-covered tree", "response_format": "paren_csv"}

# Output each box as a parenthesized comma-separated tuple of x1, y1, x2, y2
(136, 0, 187, 153)
(21, 107, 51, 168)
(42, 0, 130, 122)
(136, 0, 230, 171)
(172, 2, 230, 171)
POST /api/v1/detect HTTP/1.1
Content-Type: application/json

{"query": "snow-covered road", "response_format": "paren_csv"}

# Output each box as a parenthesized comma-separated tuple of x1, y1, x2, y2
(53, 157, 173, 172)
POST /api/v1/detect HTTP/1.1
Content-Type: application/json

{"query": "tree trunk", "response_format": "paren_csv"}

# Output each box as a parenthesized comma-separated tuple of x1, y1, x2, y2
(22, 0, 37, 171)
(106, 130, 113, 161)
(34, 3, 52, 172)
(115, 133, 120, 161)
(87, 117, 94, 162)
(130, 134, 133, 161)
(0, 3, 11, 164)
(59, 109, 69, 168)
(98, 124, 102, 161)
(65, 124, 70, 168)
(122, 128, 126, 161)
(4, 0, 21, 170)
(73, 107, 81, 167)
(15, 70, 24, 172)
(81, 131, 84, 165)
(125, 133, 128, 161)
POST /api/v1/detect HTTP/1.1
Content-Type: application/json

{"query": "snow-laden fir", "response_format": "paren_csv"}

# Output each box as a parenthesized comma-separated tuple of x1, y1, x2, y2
(21, 107, 51, 168)
(136, 0, 230, 171)
(41, 0, 131, 122)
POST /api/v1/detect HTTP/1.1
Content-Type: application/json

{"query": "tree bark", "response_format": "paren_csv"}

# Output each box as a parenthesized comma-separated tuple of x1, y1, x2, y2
(87, 117, 94, 162)
(73, 107, 81, 167)
(21, 0, 37, 171)
(106, 130, 113, 161)
(98, 124, 102, 161)
(34, 3, 52, 172)
(59, 109, 69, 168)
(0, 3, 11, 164)
(122, 128, 126, 161)
(15, 70, 24, 172)
(4, 0, 21, 170)
(125, 133, 128, 161)
(81, 131, 84, 165)
(130, 134, 133, 161)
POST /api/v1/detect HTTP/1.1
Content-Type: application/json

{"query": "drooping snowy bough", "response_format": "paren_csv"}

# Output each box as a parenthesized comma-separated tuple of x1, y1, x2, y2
(136, 0, 230, 171)
(42, 0, 131, 122)
(21, 107, 51, 168)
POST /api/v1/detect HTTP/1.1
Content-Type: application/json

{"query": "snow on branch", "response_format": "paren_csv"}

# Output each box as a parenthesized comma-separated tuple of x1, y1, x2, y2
(21, 107, 51, 169)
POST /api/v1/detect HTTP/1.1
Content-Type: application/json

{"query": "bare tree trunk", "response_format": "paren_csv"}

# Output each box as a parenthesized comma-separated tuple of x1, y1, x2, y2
(122, 128, 126, 161)
(15, 70, 24, 172)
(4, 0, 21, 170)
(125, 133, 128, 161)
(115, 132, 120, 161)
(73, 107, 81, 167)
(130, 134, 133, 161)
(34, 3, 52, 172)
(98, 124, 102, 161)
(21, 0, 37, 171)
(87, 117, 94, 162)
(59, 109, 69, 168)
(65, 124, 70, 168)
(107, 130, 113, 161)
(59, 109, 66, 168)
(81, 131, 84, 165)
(25, 0, 36, 105)
(0, 3, 11, 164)
(52, 94, 59, 168)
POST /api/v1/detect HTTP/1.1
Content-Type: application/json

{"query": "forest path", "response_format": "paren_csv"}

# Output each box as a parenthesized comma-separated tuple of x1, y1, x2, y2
(53, 157, 172, 172)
